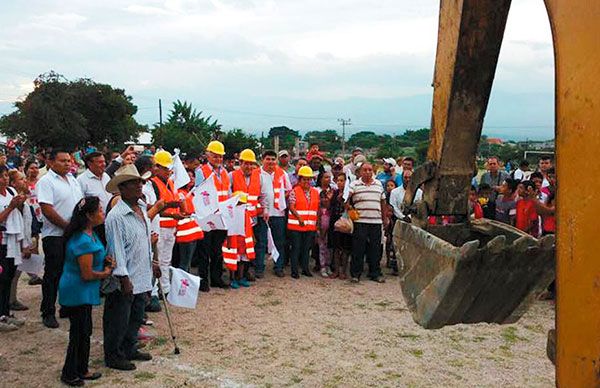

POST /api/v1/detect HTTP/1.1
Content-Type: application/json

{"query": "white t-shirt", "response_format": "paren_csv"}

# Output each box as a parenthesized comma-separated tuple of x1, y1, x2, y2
(0, 187, 15, 243)
(389, 186, 423, 219)
(77, 169, 111, 212)
(36, 169, 84, 237)
(513, 169, 531, 181)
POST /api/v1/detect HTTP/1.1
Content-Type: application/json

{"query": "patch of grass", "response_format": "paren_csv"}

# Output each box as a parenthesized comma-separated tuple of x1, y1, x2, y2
(153, 336, 168, 346)
(290, 375, 303, 384)
(301, 366, 316, 375)
(385, 371, 403, 380)
(354, 303, 367, 310)
(408, 348, 423, 358)
(448, 359, 464, 368)
(323, 374, 344, 388)
(264, 383, 273, 388)
(256, 298, 282, 308)
(501, 327, 519, 344)
(366, 350, 378, 360)
(134, 371, 156, 381)
(374, 299, 392, 308)
(19, 348, 37, 355)
(260, 289, 275, 298)
(376, 362, 384, 368)
(472, 336, 486, 343)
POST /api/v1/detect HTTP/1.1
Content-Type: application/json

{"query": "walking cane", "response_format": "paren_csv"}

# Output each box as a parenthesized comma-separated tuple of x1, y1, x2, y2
(157, 279, 181, 355)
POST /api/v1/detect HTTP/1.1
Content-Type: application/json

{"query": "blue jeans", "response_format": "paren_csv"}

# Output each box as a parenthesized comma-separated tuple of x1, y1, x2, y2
(289, 230, 315, 275)
(254, 216, 286, 274)
(178, 241, 197, 273)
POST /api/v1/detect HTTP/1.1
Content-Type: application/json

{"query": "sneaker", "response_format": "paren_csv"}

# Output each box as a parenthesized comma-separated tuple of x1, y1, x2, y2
(326, 267, 333, 276)
(350, 277, 360, 283)
(274, 269, 285, 278)
(199, 281, 210, 293)
(301, 270, 313, 277)
(10, 301, 29, 311)
(372, 276, 386, 283)
(5, 315, 25, 327)
(320, 268, 329, 278)
(146, 296, 161, 312)
(0, 319, 18, 332)
(239, 278, 251, 287)
(230, 280, 240, 289)
(42, 315, 59, 329)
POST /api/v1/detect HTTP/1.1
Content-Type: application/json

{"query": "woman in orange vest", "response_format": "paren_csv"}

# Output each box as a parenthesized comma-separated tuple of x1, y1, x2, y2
(287, 166, 319, 279)
(176, 170, 204, 272)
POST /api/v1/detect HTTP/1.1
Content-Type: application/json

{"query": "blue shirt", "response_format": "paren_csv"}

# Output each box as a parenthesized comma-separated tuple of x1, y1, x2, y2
(58, 232, 106, 306)
(375, 172, 402, 189)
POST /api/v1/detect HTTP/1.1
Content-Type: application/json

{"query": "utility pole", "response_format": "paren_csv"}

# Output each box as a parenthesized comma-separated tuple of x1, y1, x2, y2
(159, 99, 163, 126)
(338, 118, 351, 155)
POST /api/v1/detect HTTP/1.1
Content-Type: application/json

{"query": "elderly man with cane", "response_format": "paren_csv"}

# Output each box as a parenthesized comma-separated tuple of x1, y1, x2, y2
(103, 165, 160, 371)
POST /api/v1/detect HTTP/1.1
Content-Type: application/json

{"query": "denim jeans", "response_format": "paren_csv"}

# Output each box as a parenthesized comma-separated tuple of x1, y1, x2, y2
(289, 230, 316, 275)
(350, 223, 383, 279)
(254, 216, 286, 274)
(178, 241, 197, 273)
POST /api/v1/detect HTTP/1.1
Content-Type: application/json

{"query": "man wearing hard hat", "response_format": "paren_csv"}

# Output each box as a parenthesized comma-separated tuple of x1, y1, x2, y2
(230, 149, 272, 280)
(150, 150, 185, 297)
(195, 141, 231, 291)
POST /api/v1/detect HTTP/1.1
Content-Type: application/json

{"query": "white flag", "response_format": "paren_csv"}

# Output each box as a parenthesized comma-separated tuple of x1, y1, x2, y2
(167, 267, 200, 309)
(195, 212, 225, 232)
(267, 227, 280, 263)
(171, 152, 191, 189)
(192, 173, 218, 220)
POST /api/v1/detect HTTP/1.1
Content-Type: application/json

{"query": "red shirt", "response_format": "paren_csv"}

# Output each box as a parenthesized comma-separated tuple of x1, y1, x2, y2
(516, 198, 539, 237)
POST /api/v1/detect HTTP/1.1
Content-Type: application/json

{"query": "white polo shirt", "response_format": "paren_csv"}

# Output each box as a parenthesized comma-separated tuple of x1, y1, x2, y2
(77, 169, 111, 212)
(36, 169, 84, 237)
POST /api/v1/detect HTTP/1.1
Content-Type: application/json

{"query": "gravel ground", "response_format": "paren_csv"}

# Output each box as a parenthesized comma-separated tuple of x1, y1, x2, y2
(0, 269, 555, 387)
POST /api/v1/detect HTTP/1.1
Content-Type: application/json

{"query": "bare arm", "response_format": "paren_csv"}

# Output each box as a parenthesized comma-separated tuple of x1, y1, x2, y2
(77, 254, 113, 281)
(40, 203, 69, 230)
(0, 195, 26, 224)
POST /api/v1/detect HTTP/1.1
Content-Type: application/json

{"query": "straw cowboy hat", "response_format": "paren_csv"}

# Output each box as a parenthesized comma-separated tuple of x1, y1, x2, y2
(106, 164, 152, 194)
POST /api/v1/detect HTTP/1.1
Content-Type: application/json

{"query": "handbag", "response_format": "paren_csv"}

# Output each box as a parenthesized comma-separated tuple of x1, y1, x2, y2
(100, 275, 121, 295)
(334, 213, 354, 234)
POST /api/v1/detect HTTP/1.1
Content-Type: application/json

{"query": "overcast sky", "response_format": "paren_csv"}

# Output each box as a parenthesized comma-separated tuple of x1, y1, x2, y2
(0, 0, 555, 139)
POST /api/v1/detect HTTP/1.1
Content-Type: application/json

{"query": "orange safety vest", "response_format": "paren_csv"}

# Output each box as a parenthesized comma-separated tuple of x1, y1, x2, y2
(287, 186, 319, 232)
(175, 189, 204, 243)
(231, 169, 261, 218)
(222, 210, 255, 271)
(151, 177, 179, 228)
(270, 166, 286, 210)
(201, 164, 230, 202)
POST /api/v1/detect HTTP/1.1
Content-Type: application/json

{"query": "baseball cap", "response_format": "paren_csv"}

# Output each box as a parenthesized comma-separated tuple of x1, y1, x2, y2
(383, 158, 397, 167)
(278, 150, 290, 158)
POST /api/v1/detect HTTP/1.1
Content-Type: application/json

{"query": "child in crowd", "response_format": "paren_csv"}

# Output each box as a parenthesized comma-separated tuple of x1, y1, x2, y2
(223, 192, 253, 289)
(384, 179, 398, 273)
(329, 173, 351, 279)
(477, 183, 496, 219)
(317, 172, 334, 277)
(469, 186, 484, 219)
(495, 178, 518, 226)
(516, 180, 540, 237)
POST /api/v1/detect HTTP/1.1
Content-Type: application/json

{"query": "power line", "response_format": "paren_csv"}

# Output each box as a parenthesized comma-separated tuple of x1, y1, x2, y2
(338, 118, 351, 155)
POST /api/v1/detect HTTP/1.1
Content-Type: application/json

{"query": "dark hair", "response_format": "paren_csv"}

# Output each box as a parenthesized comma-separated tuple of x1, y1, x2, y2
(403, 157, 415, 164)
(540, 155, 552, 161)
(183, 152, 200, 162)
(294, 157, 308, 165)
(0, 165, 8, 175)
(84, 151, 104, 168)
(519, 160, 530, 168)
(504, 178, 518, 193)
(479, 183, 491, 191)
(135, 155, 154, 175)
(24, 159, 39, 172)
(521, 180, 536, 191)
(262, 150, 277, 159)
(48, 149, 69, 161)
(386, 179, 398, 188)
(64, 196, 101, 242)
(335, 172, 347, 181)
(530, 171, 544, 180)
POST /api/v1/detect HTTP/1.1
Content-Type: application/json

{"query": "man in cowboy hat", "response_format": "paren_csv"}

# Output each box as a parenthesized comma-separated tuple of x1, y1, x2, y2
(103, 165, 159, 371)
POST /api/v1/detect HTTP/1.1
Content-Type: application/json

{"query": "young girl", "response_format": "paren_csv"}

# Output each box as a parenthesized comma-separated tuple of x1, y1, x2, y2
(317, 172, 334, 277)
(495, 178, 518, 226)
(328, 173, 352, 279)
(384, 180, 398, 273)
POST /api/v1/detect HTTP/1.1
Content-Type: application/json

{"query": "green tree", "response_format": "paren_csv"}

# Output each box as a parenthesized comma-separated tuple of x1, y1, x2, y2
(0, 71, 142, 150)
(152, 100, 221, 154)
(221, 128, 259, 155)
(347, 131, 381, 149)
(268, 126, 299, 151)
(303, 129, 340, 152)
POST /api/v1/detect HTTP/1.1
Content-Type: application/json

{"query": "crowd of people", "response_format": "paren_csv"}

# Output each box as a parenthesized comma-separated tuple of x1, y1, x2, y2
(0, 138, 555, 386)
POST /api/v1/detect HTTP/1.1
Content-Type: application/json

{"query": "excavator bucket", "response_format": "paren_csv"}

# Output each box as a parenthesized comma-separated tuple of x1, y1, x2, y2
(393, 219, 555, 329)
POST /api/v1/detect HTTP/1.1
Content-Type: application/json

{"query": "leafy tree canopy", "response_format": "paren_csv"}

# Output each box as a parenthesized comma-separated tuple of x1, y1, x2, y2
(267, 126, 299, 151)
(221, 128, 259, 155)
(303, 129, 340, 151)
(0, 71, 142, 150)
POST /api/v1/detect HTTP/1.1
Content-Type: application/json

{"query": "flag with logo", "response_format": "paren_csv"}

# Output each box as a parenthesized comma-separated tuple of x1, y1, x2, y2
(167, 267, 200, 309)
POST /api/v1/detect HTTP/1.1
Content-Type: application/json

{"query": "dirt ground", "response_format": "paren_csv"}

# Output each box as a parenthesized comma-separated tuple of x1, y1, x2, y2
(1, 267, 555, 388)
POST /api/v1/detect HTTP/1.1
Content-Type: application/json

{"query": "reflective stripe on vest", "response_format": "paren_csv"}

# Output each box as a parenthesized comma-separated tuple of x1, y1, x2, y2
(231, 169, 261, 218)
(272, 167, 285, 210)
(201, 164, 230, 203)
(151, 177, 179, 228)
(176, 218, 204, 243)
(287, 186, 319, 232)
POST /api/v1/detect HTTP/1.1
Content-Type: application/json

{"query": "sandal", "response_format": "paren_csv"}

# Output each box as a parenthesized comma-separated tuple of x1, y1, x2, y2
(60, 376, 84, 386)
(80, 372, 102, 380)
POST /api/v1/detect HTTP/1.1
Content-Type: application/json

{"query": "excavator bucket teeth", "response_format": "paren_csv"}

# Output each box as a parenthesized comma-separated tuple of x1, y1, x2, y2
(393, 219, 555, 329)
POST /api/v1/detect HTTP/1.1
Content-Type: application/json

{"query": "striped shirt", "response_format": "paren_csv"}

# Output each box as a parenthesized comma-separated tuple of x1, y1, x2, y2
(105, 199, 153, 295)
(348, 178, 385, 224)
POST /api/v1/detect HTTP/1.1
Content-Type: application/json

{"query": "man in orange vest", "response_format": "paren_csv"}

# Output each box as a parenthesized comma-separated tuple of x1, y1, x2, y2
(287, 166, 319, 278)
(230, 149, 272, 280)
(194, 141, 231, 291)
(254, 150, 291, 278)
(150, 150, 186, 296)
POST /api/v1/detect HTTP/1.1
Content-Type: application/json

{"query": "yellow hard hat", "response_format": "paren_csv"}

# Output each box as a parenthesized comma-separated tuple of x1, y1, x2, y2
(239, 149, 257, 163)
(298, 166, 314, 178)
(232, 191, 248, 203)
(206, 140, 225, 155)
(154, 150, 173, 168)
